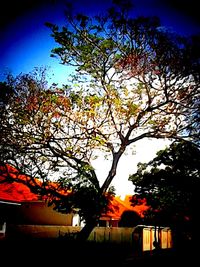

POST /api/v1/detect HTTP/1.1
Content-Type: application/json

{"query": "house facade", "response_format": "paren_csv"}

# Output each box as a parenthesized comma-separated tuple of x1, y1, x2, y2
(0, 165, 149, 239)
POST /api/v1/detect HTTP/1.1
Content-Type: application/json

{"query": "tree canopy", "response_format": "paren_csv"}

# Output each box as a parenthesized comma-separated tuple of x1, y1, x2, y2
(118, 210, 142, 227)
(0, 0, 199, 240)
(129, 140, 200, 245)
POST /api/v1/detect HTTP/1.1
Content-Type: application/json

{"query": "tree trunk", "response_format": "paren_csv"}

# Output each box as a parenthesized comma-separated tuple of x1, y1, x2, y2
(76, 218, 97, 242)
(76, 149, 126, 242)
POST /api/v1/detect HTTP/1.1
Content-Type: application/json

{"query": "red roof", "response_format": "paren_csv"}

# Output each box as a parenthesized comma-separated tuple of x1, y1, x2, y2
(0, 182, 38, 202)
(102, 195, 149, 220)
(0, 164, 70, 203)
(0, 164, 149, 217)
(0, 164, 39, 202)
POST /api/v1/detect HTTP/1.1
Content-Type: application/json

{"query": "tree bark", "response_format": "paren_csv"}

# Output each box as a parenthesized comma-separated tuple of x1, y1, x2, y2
(76, 218, 97, 242)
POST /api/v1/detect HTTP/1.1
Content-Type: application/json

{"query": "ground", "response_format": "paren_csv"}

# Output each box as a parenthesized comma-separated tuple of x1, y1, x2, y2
(0, 238, 195, 266)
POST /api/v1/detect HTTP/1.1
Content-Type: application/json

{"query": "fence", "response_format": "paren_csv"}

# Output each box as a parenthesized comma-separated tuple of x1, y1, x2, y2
(5, 224, 173, 252)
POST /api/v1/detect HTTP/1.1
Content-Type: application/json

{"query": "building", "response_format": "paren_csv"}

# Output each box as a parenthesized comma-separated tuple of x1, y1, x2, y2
(98, 195, 148, 227)
(0, 164, 149, 239)
(0, 165, 73, 238)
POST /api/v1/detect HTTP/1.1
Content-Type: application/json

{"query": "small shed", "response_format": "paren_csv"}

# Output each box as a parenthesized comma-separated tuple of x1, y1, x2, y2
(132, 225, 173, 252)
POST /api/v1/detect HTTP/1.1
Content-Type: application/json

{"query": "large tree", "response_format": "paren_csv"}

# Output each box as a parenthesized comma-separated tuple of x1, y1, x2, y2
(0, 1, 199, 241)
(129, 140, 200, 248)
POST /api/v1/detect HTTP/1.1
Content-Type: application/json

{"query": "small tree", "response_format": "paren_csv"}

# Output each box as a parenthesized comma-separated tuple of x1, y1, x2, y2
(118, 210, 142, 227)
(129, 140, 200, 248)
(0, 1, 199, 241)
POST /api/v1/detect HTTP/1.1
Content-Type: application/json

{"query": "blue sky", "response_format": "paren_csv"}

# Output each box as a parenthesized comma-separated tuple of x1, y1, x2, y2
(0, 0, 200, 85)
